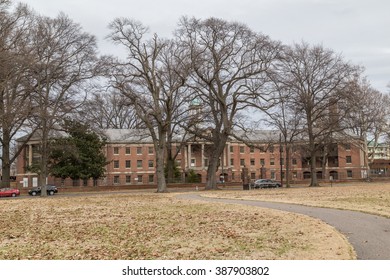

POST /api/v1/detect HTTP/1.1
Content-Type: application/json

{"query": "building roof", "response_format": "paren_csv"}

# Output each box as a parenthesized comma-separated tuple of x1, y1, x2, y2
(16, 130, 67, 143)
(17, 128, 361, 145)
(103, 128, 282, 144)
(232, 130, 280, 142)
(104, 129, 153, 143)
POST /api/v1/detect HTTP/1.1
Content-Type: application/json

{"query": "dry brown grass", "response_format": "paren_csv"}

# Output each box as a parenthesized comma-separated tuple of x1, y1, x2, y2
(204, 182, 390, 218)
(0, 193, 354, 260)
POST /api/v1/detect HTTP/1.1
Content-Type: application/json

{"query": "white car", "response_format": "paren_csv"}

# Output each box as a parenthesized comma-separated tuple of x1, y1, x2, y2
(253, 179, 281, 189)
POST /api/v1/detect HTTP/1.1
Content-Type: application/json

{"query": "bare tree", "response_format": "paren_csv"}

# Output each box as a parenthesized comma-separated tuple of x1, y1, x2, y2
(107, 18, 191, 193)
(344, 77, 390, 178)
(0, 2, 36, 187)
(263, 74, 304, 187)
(80, 90, 140, 129)
(29, 13, 99, 195)
(176, 17, 281, 189)
(278, 42, 358, 186)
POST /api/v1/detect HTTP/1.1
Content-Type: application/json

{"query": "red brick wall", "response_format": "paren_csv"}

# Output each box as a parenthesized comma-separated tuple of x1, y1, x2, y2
(15, 139, 365, 187)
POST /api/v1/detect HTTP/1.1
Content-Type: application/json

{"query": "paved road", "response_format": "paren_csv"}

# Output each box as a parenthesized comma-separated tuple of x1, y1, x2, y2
(178, 194, 390, 260)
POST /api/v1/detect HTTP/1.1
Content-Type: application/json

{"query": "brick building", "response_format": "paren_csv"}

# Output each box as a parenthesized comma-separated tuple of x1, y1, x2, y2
(15, 129, 366, 188)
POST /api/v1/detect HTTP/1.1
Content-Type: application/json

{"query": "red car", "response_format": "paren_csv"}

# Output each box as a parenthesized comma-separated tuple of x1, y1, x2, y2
(0, 188, 20, 197)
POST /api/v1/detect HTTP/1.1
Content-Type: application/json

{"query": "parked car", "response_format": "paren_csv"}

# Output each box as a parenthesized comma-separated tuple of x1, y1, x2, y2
(28, 185, 58, 196)
(0, 188, 20, 197)
(253, 179, 281, 189)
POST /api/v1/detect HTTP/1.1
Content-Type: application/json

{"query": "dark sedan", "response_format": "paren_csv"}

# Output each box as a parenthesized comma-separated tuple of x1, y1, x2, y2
(253, 179, 281, 189)
(28, 185, 58, 196)
(0, 188, 20, 197)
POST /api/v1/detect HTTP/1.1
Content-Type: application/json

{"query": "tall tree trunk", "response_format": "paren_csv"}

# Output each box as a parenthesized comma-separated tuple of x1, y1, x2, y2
(321, 144, 328, 180)
(155, 133, 168, 193)
(362, 135, 370, 180)
(206, 153, 219, 190)
(308, 116, 319, 187)
(39, 124, 48, 196)
(285, 143, 291, 188)
(1, 132, 11, 188)
(310, 151, 319, 187)
(166, 145, 175, 183)
(205, 134, 227, 190)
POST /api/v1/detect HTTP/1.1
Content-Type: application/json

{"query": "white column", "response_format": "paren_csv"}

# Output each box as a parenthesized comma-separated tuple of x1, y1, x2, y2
(227, 143, 231, 168)
(201, 144, 205, 168)
(224, 144, 228, 166)
(188, 143, 192, 169)
(28, 144, 33, 167)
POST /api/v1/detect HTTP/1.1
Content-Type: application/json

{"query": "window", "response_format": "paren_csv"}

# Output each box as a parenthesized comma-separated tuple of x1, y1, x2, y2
(191, 158, 196, 167)
(148, 174, 154, 183)
(347, 170, 353, 178)
(113, 147, 119, 155)
(260, 158, 265, 166)
(346, 156, 352, 164)
(113, 175, 120, 184)
(271, 171, 275, 179)
(345, 143, 351, 151)
(31, 144, 41, 165)
(137, 160, 142, 168)
(148, 147, 154, 154)
(250, 158, 255, 166)
(269, 145, 274, 153)
(250, 146, 255, 153)
(204, 158, 209, 167)
(232, 173, 235, 180)
(230, 146, 234, 153)
(113, 160, 119, 169)
(240, 159, 245, 166)
(126, 175, 131, 184)
(240, 146, 245, 153)
(292, 158, 297, 165)
(125, 147, 131, 155)
(137, 175, 143, 183)
(251, 172, 256, 179)
(270, 158, 275, 166)
(303, 171, 311, 179)
(230, 159, 234, 166)
(148, 160, 154, 168)
(330, 171, 338, 180)
(137, 147, 142, 155)
(125, 160, 131, 169)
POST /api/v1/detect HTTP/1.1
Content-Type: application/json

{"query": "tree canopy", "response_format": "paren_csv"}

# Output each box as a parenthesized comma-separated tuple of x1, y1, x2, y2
(49, 120, 108, 181)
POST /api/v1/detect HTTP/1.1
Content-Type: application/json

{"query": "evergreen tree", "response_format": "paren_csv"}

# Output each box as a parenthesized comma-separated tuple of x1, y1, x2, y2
(49, 120, 108, 182)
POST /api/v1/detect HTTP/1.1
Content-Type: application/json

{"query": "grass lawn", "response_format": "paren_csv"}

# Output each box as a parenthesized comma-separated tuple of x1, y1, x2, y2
(0, 192, 354, 260)
(204, 182, 390, 218)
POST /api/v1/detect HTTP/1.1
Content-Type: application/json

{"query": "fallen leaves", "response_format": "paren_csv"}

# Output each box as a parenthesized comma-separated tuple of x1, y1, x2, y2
(0, 193, 354, 260)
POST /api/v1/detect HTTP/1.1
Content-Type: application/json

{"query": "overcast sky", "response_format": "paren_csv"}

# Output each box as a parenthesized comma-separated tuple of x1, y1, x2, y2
(19, 0, 390, 92)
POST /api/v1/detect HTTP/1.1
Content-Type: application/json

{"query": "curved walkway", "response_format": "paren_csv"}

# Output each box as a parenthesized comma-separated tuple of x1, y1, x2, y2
(178, 194, 390, 260)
